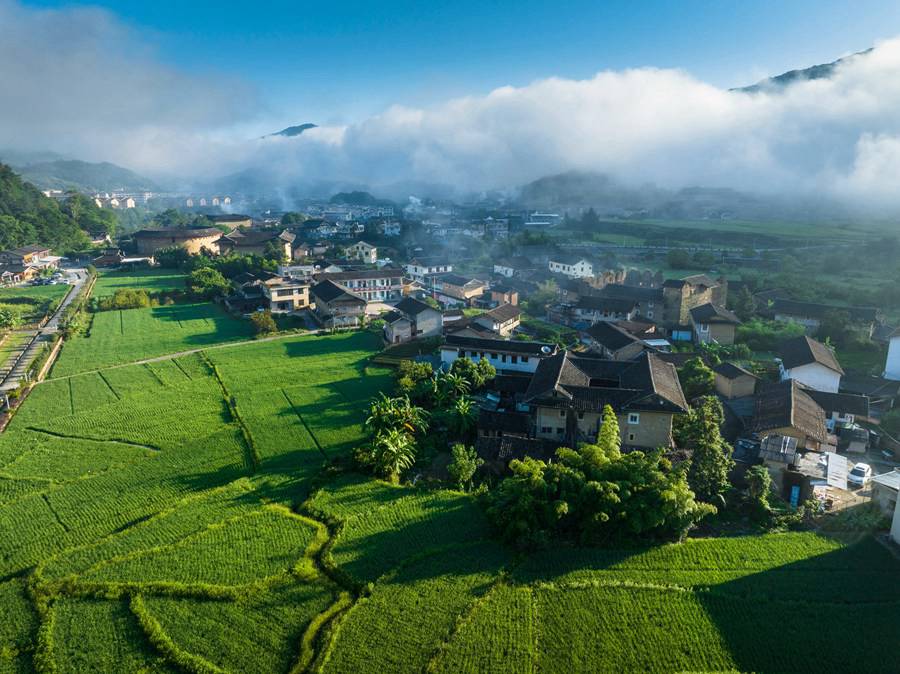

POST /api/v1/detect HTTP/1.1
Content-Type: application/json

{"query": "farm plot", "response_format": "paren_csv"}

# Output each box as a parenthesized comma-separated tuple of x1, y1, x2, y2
(138, 581, 336, 674)
(0, 283, 69, 325)
(321, 541, 510, 674)
(50, 598, 175, 674)
(52, 302, 254, 376)
(92, 269, 187, 298)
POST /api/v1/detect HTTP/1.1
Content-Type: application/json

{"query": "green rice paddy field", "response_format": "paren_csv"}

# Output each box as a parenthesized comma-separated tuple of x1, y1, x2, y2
(1, 293, 898, 673)
(0, 284, 70, 325)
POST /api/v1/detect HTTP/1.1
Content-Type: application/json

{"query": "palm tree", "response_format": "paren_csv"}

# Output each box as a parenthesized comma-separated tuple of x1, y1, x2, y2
(366, 393, 429, 437)
(448, 396, 478, 440)
(372, 428, 417, 484)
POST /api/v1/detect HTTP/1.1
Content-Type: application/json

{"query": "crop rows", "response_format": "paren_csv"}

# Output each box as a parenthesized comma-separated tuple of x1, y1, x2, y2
(139, 581, 335, 674)
(52, 302, 253, 377)
(322, 541, 510, 674)
(78, 507, 319, 588)
(92, 270, 187, 298)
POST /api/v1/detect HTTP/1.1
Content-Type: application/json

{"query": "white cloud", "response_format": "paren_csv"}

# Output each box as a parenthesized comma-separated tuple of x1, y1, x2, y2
(3, 0, 900, 211)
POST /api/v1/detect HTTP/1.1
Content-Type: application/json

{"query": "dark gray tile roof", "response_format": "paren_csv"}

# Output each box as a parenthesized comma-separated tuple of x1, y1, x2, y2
(779, 335, 844, 374)
(752, 380, 826, 443)
(690, 303, 740, 324)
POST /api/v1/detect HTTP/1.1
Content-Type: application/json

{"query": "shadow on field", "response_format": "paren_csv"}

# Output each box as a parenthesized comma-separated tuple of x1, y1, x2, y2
(698, 538, 900, 673)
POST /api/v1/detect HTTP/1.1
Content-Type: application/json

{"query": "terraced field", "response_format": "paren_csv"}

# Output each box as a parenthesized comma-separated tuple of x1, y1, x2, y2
(1, 297, 898, 673)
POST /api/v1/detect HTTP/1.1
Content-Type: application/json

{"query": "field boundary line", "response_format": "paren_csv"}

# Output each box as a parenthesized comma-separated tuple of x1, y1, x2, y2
(172, 359, 193, 380)
(202, 354, 260, 473)
(41, 493, 70, 534)
(25, 426, 162, 453)
(97, 371, 120, 400)
(281, 388, 329, 459)
(291, 592, 354, 674)
(41, 329, 312, 382)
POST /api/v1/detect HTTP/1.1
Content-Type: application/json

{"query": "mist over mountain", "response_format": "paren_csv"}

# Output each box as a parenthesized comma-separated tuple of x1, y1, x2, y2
(735, 49, 874, 93)
(264, 123, 318, 138)
(8, 159, 159, 194)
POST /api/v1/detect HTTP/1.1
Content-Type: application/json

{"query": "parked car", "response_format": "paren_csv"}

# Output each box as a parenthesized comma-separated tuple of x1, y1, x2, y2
(848, 463, 872, 487)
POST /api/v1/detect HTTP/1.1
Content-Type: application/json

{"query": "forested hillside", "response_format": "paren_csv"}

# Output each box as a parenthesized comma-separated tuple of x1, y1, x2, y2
(0, 163, 112, 251)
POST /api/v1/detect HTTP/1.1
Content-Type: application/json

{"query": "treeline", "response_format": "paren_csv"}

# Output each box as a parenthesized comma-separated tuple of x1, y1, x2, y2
(0, 163, 118, 251)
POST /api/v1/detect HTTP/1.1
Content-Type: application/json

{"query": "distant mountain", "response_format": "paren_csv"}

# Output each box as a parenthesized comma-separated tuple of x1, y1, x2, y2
(735, 49, 872, 93)
(265, 123, 318, 138)
(9, 159, 159, 194)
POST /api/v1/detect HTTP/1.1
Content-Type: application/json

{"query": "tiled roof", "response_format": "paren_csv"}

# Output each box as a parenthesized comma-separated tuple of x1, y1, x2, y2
(311, 279, 366, 304)
(394, 296, 436, 316)
(803, 389, 869, 418)
(444, 334, 557, 356)
(478, 409, 531, 434)
(585, 321, 643, 351)
(779, 335, 844, 374)
(524, 351, 687, 413)
(752, 380, 826, 443)
(133, 227, 222, 239)
(316, 268, 404, 282)
(575, 296, 637, 313)
(481, 303, 521, 323)
(713, 362, 758, 380)
(690, 303, 740, 324)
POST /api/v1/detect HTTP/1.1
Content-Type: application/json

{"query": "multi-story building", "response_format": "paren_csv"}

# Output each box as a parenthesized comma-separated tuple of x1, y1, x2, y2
(440, 335, 558, 374)
(404, 258, 453, 283)
(260, 276, 310, 313)
(315, 268, 404, 302)
(548, 256, 593, 278)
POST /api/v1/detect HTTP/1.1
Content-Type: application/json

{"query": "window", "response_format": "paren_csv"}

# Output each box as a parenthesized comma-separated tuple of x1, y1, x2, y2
(577, 411, 584, 420)
(501, 355, 507, 363)
(559, 410, 566, 417)
(557, 427, 564, 435)
(699, 323, 709, 333)
(522, 357, 529, 363)
(647, 311, 654, 318)
(540, 426, 552, 434)
(511, 355, 518, 364)
(491, 353, 498, 359)
(628, 433, 636, 442)
(628, 413, 640, 425)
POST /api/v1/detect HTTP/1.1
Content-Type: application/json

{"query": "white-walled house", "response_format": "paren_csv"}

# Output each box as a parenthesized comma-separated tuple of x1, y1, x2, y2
(778, 335, 844, 393)
(885, 329, 900, 381)
(548, 256, 593, 278)
(440, 335, 557, 374)
(346, 241, 377, 264)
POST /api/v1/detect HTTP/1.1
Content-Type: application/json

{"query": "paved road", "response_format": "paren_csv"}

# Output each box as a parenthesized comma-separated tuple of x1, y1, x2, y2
(0, 269, 86, 391)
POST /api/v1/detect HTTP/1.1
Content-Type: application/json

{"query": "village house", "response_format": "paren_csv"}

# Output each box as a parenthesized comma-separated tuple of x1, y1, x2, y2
(583, 321, 648, 361)
(594, 284, 663, 322)
(778, 335, 844, 393)
(404, 257, 453, 283)
(472, 304, 521, 337)
(713, 362, 758, 399)
(310, 280, 367, 328)
(260, 275, 310, 313)
(489, 284, 518, 307)
(689, 303, 740, 345)
(870, 469, 899, 517)
(802, 389, 870, 432)
(771, 298, 878, 337)
(753, 379, 828, 456)
(345, 241, 378, 264)
(548, 255, 593, 278)
(565, 296, 639, 326)
(382, 297, 443, 344)
(661, 275, 725, 327)
(434, 274, 487, 306)
(440, 334, 558, 374)
(132, 227, 223, 256)
(885, 328, 900, 381)
(0, 245, 59, 272)
(314, 268, 404, 303)
(523, 350, 688, 450)
(218, 229, 295, 260)
(378, 221, 401, 237)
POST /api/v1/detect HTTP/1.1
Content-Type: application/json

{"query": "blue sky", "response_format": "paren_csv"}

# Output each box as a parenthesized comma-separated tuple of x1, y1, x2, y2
(22, 0, 900, 126)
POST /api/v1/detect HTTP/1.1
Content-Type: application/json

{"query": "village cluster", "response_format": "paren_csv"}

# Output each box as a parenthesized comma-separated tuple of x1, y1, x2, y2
(5, 203, 891, 537)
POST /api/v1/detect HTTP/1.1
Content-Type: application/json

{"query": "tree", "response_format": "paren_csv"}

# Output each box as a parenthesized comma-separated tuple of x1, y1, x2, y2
(448, 443, 483, 491)
(595, 404, 621, 457)
(679, 397, 734, 505)
(365, 393, 429, 437)
(0, 308, 20, 330)
(155, 245, 192, 269)
(666, 249, 692, 269)
(730, 286, 756, 322)
(188, 268, 230, 300)
(691, 250, 715, 268)
(817, 309, 853, 348)
(450, 357, 496, 390)
(281, 211, 307, 225)
(745, 465, 772, 513)
(678, 357, 716, 400)
(447, 396, 478, 441)
(396, 360, 434, 397)
(250, 310, 277, 335)
(367, 428, 417, 484)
